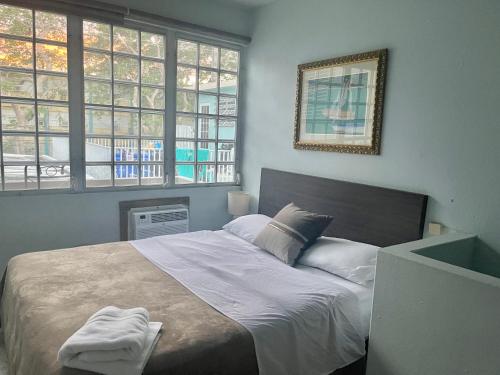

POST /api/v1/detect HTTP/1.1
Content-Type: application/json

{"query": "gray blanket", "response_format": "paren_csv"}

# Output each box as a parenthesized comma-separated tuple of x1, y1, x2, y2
(0, 242, 258, 375)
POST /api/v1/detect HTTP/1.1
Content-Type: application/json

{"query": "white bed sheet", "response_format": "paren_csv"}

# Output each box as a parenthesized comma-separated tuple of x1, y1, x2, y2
(131, 230, 367, 375)
(294, 264, 373, 338)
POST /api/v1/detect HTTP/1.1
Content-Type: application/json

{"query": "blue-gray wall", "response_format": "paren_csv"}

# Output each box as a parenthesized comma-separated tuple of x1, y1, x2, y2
(0, 0, 252, 271)
(0, 186, 238, 272)
(241, 0, 500, 252)
(367, 234, 500, 375)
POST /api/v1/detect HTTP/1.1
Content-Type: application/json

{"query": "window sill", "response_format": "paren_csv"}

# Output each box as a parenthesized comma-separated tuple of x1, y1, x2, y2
(0, 182, 240, 198)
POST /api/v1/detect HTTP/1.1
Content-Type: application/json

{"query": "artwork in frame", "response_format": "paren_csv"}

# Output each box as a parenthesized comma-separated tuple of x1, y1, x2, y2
(294, 49, 388, 154)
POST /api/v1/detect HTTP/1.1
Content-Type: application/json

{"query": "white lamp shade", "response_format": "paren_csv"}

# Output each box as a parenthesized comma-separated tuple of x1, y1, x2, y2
(228, 191, 250, 217)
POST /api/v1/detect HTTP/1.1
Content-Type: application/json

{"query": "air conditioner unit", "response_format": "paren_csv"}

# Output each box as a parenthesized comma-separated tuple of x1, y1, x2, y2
(129, 205, 189, 240)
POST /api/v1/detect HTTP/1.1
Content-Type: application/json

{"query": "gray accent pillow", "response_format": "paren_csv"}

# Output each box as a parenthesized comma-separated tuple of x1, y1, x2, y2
(254, 203, 333, 265)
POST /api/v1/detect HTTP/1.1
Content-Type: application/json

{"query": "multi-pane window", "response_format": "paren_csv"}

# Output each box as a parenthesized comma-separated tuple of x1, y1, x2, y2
(0, 4, 69, 191)
(0, 3, 242, 193)
(175, 39, 239, 184)
(83, 21, 166, 188)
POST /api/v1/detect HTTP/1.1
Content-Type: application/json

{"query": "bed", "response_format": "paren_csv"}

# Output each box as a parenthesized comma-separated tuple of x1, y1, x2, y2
(0, 168, 428, 375)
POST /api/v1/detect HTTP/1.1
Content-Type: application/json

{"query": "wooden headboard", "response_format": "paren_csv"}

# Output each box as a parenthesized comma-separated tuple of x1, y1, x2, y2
(258, 168, 428, 247)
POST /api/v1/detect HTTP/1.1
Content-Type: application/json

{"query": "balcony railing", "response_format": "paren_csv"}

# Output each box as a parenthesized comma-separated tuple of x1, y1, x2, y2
(2, 140, 234, 189)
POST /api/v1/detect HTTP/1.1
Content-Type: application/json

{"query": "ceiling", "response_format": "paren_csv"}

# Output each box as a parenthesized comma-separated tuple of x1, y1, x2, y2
(216, 0, 276, 8)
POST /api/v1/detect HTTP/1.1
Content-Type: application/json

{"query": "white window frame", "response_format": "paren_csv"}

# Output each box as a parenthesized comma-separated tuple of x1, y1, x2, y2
(0, 3, 244, 195)
(174, 36, 240, 186)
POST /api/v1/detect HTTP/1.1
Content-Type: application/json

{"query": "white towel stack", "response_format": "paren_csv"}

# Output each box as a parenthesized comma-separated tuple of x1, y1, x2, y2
(58, 306, 162, 375)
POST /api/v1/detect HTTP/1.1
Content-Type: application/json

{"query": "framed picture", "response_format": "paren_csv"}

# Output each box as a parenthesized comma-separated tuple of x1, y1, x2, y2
(294, 49, 387, 154)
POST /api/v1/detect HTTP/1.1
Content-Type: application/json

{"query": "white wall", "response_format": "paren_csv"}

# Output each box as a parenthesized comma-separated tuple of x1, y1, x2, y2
(241, 0, 500, 252)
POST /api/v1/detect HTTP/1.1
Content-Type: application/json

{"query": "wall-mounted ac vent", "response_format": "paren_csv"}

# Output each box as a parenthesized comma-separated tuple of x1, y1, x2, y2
(129, 205, 189, 240)
(151, 211, 188, 223)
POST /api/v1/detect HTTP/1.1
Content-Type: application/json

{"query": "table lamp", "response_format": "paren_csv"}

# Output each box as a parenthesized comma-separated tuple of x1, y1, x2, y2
(228, 191, 250, 218)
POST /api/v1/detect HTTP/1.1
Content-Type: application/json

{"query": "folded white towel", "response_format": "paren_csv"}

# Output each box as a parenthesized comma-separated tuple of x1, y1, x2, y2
(61, 321, 162, 375)
(58, 306, 151, 362)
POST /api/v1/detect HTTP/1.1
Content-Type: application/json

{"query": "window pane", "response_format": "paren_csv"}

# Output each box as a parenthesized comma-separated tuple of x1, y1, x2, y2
(175, 40, 238, 185)
(141, 32, 164, 59)
(142, 60, 164, 85)
(217, 164, 234, 183)
(176, 115, 195, 139)
(197, 142, 215, 162)
(177, 40, 197, 65)
(4, 165, 37, 190)
(114, 83, 139, 107)
(198, 117, 216, 139)
(199, 70, 218, 93)
(220, 73, 237, 96)
(114, 110, 139, 136)
(35, 11, 66, 42)
(114, 55, 139, 82)
(1, 102, 35, 131)
(219, 96, 237, 116)
(220, 49, 239, 72)
(218, 142, 235, 162)
(0, 71, 34, 98)
(0, 5, 32, 37)
(113, 27, 138, 55)
(176, 91, 196, 113)
(37, 74, 68, 101)
(141, 139, 163, 162)
(176, 141, 194, 162)
(175, 164, 194, 184)
(39, 164, 70, 189)
(38, 104, 69, 133)
(36, 44, 67, 73)
(86, 165, 112, 187)
(0, 38, 32, 68)
(84, 80, 111, 105)
(218, 118, 236, 140)
(141, 87, 164, 109)
(84, 52, 111, 79)
(199, 44, 218, 69)
(85, 138, 111, 162)
(197, 164, 215, 183)
(82, 23, 166, 190)
(114, 139, 138, 162)
(198, 94, 217, 115)
(141, 164, 163, 185)
(114, 164, 138, 186)
(141, 112, 164, 137)
(85, 108, 112, 135)
(177, 66, 196, 90)
(39, 136, 69, 162)
(83, 21, 111, 51)
(2, 135, 36, 161)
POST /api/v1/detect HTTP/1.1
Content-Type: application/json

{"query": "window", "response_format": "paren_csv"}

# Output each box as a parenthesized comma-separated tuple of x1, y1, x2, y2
(175, 40, 239, 184)
(0, 3, 241, 193)
(0, 4, 69, 191)
(83, 21, 166, 188)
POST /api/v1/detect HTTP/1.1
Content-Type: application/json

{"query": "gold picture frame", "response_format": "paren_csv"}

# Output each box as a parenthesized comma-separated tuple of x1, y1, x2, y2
(294, 49, 388, 154)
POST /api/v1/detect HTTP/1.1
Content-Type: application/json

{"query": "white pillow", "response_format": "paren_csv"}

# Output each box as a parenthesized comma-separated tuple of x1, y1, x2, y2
(297, 236, 380, 285)
(223, 214, 272, 243)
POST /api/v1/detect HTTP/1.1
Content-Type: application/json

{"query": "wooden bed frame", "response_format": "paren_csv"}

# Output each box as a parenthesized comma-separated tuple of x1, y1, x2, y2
(258, 168, 428, 375)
